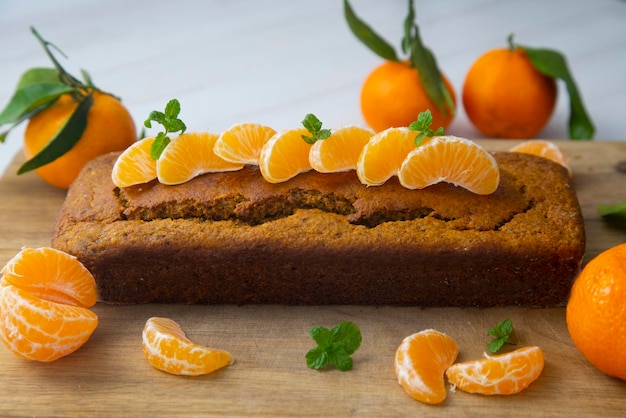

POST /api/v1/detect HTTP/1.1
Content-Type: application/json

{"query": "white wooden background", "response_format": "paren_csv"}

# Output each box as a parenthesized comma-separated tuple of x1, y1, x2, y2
(1, 0, 626, 175)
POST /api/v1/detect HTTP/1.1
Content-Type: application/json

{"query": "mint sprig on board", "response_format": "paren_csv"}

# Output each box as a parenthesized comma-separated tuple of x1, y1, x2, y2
(511, 34, 595, 140)
(343, 0, 454, 119)
(306, 321, 362, 371)
(408, 109, 444, 146)
(598, 200, 626, 226)
(301, 113, 331, 144)
(487, 319, 514, 353)
(144, 99, 187, 160)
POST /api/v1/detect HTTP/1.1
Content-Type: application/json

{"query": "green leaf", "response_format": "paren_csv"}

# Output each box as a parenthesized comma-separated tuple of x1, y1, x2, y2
(144, 110, 165, 128)
(0, 107, 44, 144)
(517, 39, 594, 140)
(80, 69, 96, 89)
(306, 321, 362, 371)
(305, 346, 329, 370)
(401, 0, 416, 55)
(598, 200, 626, 225)
(408, 32, 454, 119)
(487, 319, 514, 353)
(16, 67, 60, 89)
(150, 133, 171, 160)
(487, 338, 506, 354)
(301, 113, 331, 144)
(331, 321, 362, 355)
(0, 82, 74, 125)
(144, 99, 187, 160)
(328, 346, 353, 371)
(165, 98, 181, 119)
(309, 326, 333, 347)
(17, 93, 93, 174)
(408, 109, 445, 145)
(343, 0, 398, 62)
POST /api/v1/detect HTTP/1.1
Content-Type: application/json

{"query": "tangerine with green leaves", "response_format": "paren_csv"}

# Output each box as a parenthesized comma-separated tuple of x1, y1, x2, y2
(24, 91, 136, 189)
(463, 39, 557, 139)
(360, 61, 456, 133)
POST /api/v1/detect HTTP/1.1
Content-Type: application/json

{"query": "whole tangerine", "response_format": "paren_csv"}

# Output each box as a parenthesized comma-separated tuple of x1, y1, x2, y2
(360, 60, 456, 133)
(566, 243, 626, 381)
(24, 91, 136, 189)
(462, 41, 557, 139)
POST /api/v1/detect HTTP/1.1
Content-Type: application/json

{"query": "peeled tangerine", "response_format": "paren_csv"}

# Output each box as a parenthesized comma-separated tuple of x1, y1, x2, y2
(0, 247, 98, 362)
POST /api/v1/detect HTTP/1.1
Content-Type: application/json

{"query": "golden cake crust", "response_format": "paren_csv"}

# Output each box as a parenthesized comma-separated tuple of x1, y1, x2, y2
(52, 151, 585, 306)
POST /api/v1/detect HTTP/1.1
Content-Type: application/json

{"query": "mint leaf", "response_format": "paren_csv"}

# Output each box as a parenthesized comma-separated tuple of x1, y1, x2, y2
(331, 321, 362, 355)
(408, 109, 444, 145)
(309, 326, 333, 347)
(328, 346, 353, 371)
(144, 98, 187, 160)
(599, 200, 626, 226)
(306, 321, 362, 371)
(305, 346, 329, 370)
(301, 113, 331, 144)
(487, 319, 514, 353)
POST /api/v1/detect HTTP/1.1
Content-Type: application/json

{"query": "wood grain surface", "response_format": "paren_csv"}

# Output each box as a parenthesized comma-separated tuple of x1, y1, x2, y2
(0, 140, 624, 417)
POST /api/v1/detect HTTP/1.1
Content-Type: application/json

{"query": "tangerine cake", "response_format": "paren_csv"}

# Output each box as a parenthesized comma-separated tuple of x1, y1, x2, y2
(51, 151, 585, 306)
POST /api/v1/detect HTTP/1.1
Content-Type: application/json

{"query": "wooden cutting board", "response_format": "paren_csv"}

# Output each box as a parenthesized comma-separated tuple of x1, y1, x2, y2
(0, 140, 624, 417)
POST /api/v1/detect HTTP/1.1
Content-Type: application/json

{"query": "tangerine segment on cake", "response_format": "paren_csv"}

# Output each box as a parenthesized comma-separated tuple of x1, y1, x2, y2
(51, 151, 584, 306)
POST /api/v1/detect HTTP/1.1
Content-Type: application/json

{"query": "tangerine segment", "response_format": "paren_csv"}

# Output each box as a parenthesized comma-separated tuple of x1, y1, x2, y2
(309, 126, 374, 173)
(214, 123, 277, 165)
(111, 136, 157, 188)
(394, 329, 459, 405)
(259, 128, 312, 183)
(142, 317, 234, 376)
(356, 127, 418, 186)
(445, 346, 544, 395)
(398, 135, 500, 195)
(509, 140, 570, 173)
(0, 285, 98, 362)
(1, 247, 97, 308)
(157, 132, 243, 185)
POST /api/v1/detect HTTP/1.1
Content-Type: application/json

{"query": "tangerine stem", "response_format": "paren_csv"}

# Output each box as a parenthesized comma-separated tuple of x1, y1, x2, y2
(30, 27, 86, 99)
(507, 33, 517, 51)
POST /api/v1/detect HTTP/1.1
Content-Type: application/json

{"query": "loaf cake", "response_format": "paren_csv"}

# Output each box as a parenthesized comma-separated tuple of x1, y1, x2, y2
(51, 151, 585, 306)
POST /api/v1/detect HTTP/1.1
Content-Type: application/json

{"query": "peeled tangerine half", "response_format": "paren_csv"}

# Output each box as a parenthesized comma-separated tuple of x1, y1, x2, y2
(446, 346, 544, 395)
(394, 329, 459, 404)
(142, 317, 234, 376)
(0, 247, 98, 362)
(398, 135, 500, 195)
(157, 132, 243, 185)
(259, 128, 313, 183)
(111, 136, 157, 188)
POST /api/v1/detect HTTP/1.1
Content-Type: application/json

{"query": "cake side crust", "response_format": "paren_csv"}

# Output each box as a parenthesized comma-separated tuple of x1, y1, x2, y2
(52, 151, 585, 306)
